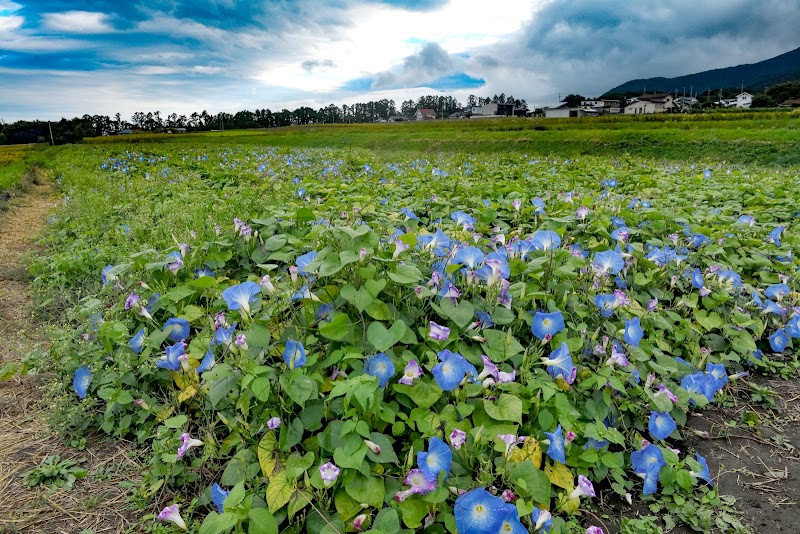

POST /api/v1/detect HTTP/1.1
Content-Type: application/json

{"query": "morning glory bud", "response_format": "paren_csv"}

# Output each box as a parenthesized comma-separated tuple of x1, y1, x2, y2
(359, 248, 368, 262)
(501, 489, 516, 502)
(157, 504, 187, 530)
(449, 428, 466, 449)
(364, 440, 381, 455)
(353, 514, 367, 531)
(267, 417, 281, 430)
(569, 475, 596, 499)
(176, 432, 204, 459)
(259, 275, 275, 293)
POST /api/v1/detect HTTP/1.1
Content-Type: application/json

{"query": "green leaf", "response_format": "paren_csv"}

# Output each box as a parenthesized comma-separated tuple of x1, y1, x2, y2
(224, 482, 247, 510)
(250, 377, 271, 402)
(248, 509, 279, 534)
(320, 313, 353, 341)
(163, 415, 187, 429)
(341, 284, 374, 312)
(481, 329, 524, 362)
(439, 299, 474, 329)
(179, 305, 205, 322)
(398, 496, 429, 528)
(281, 418, 304, 451)
(265, 470, 294, 513)
(345, 473, 385, 508)
(198, 512, 238, 534)
(374, 508, 401, 534)
(335, 489, 362, 521)
(318, 254, 343, 277)
(694, 309, 724, 331)
(284, 373, 317, 407)
(296, 207, 316, 225)
(483, 394, 523, 423)
(263, 235, 287, 251)
(365, 432, 399, 464)
(388, 264, 423, 285)
(365, 300, 393, 321)
(506, 461, 551, 504)
(394, 380, 442, 410)
(367, 320, 406, 352)
(208, 373, 240, 407)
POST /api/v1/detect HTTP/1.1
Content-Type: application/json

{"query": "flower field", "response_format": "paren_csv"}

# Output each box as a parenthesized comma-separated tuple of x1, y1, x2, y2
(32, 142, 800, 533)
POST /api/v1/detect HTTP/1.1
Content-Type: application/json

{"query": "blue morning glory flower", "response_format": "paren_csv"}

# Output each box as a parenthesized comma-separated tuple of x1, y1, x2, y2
(531, 310, 565, 340)
(611, 216, 626, 227)
(453, 246, 485, 269)
(770, 329, 789, 352)
(401, 207, 419, 221)
(316, 303, 333, 321)
(213, 323, 236, 346)
(690, 268, 704, 290)
(511, 238, 536, 260)
(624, 317, 644, 347)
(703, 169, 712, 179)
(594, 294, 617, 317)
(768, 226, 784, 246)
(542, 342, 573, 381)
(594, 249, 624, 274)
(291, 284, 314, 301)
(432, 349, 478, 391)
(610, 227, 629, 242)
(692, 453, 713, 485)
(496, 507, 527, 534)
(418, 229, 452, 256)
(681, 372, 718, 402)
(158, 342, 185, 371)
(194, 267, 215, 278)
(418, 436, 452, 482)
(295, 251, 318, 276)
(716, 269, 742, 290)
(688, 233, 710, 249)
(129, 328, 146, 354)
(73, 365, 91, 399)
(454, 488, 506, 534)
(530, 230, 560, 251)
(765, 283, 790, 301)
(197, 350, 215, 373)
(531, 507, 554, 532)
(364, 353, 395, 387)
(475, 310, 494, 328)
(544, 425, 566, 463)
(736, 215, 755, 226)
(584, 438, 609, 451)
(222, 281, 262, 313)
(163, 318, 190, 342)
(601, 178, 618, 188)
(648, 412, 677, 440)
(531, 198, 546, 215)
(451, 211, 476, 230)
(764, 300, 785, 316)
(785, 316, 800, 338)
(211, 483, 229, 513)
(283, 339, 307, 369)
(101, 265, 114, 286)
(631, 443, 666, 495)
(705, 363, 729, 390)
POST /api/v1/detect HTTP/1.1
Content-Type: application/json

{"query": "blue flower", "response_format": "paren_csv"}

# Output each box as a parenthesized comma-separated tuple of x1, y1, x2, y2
(611, 216, 626, 227)
(593, 249, 624, 274)
(594, 294, 617, 317)
(475, 310, 494, 328)
(542, 342, 573, 381)
(364, 353, 395, 387)
(631, 444, 666, 495)
(163, 318, 190, 342)
(451, 211, 476, 230)
(401, 207, 419, 221)
(158, 342, 185, 371)
(316, 303, 334, 321)
(283, 339, 307, 369)
(454, 488, 507, 534)
(511, 239, 536, 260)
(736, 215, 755, 226)
(716, 269, 742, 290)
(453, 246, 485, 269)
(432, 349, 478, 391)
(222, 282, 262, 313)
(531, 198, 546, 215)
(765, 283, 790, 301)
(73, 365, 91, 399)
(418, 229, 452, 257)
(688, 233, 710, 249)
(101, 265, 114, 286)
(648, 412, 677, 440)
(531, 507, 554, 532)
(690, 268, 704, 290)
(417, 436, 452, 482)
(544, 425, 566, 463)
(624, 317, 644, 347)
(295, 251, 318, 276)
(768, 226, 784, 246)
(291, 284, 314, 301)
(705, 363, 729, 389)
(785, 315, 800, 338)
(692, 453, 713, 485)
(197, 350, 215, 373)
(194, 267, 215, 278)
(681, 372, 718, 402)
(211, 483, 229, 514)
(214, 324, 237, 346)
(129, 328, 146, 354)
(496, 507, 527, 534)
(770, 329, 789, 352)
(530, 230, 560, 251)
(531, 310, 565, 340)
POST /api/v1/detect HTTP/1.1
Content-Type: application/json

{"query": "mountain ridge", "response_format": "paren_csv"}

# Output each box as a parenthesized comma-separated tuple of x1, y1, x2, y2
(604, 46, 800, 96)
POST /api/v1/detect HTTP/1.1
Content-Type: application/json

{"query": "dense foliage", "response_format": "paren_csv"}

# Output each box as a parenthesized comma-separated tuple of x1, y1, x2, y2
(33, 145, 798, 533)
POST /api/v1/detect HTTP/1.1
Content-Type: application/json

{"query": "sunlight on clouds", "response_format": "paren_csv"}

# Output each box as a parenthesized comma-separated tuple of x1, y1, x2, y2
(0, 14, 22, 31)
(42, 11, 115, 34)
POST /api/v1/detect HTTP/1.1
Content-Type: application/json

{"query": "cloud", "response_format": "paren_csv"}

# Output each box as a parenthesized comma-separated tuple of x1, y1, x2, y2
(301, 59, 337, 72)
(42, 10, 115, 33)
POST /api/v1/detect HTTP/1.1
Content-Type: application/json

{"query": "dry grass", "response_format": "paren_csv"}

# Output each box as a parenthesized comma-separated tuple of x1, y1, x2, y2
(0, 182, 142, 533)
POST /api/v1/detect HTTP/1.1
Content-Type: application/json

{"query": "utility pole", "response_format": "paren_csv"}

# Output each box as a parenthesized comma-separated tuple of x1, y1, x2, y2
(48, 121, 55, 146)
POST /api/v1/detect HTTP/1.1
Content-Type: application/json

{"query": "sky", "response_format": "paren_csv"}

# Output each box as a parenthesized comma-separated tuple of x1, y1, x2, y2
(2, 0, 799, 121)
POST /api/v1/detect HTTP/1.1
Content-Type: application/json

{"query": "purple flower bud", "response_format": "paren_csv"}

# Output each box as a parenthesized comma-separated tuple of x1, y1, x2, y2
(124, 293, 140, 310)
(158, 504, 187, 530)
(646, 298, 658, 311)
(501, 489, 516, 502)
(429, 321, 450, 341)
(449, 428, 467, 449)
(267, 417, 281, 430)
(565, 430, 577, 444)
(353, 514, 367, 531)
(364, 440, 381, 455)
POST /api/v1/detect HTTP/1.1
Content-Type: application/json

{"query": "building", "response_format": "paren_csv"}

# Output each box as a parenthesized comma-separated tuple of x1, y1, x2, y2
(781, 98, 800, 107)
(736, 92, 753, 108)
(415, 108, 436, 120)
(541, 102, 591, 118)
(480, 102, 515, 117)
(624, 93, 676, 114)
(580, 99, 621, 114)
(388, 116, 410, 122)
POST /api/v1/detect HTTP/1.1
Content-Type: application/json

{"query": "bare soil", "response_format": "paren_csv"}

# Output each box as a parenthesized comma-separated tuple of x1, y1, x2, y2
(0, 183, 141, 533)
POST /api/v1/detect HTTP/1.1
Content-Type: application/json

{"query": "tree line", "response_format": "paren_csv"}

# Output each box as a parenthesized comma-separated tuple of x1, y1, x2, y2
(0, 92, 528, 145)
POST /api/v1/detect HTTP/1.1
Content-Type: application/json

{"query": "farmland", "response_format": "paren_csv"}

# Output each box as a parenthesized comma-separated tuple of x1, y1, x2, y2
(4, 113, 800, 533)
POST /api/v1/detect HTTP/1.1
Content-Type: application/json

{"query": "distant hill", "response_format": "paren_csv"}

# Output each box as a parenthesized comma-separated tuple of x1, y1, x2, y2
(604, 46, 800, 96)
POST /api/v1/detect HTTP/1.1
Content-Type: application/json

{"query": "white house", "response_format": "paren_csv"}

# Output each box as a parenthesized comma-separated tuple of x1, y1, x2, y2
(415, 108, 436, 120)
(624, 93, 675, 114)
(736, 92, 753, 108)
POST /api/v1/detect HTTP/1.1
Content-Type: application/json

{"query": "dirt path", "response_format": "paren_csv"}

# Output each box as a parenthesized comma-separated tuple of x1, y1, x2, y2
(0, 183, 141, 533)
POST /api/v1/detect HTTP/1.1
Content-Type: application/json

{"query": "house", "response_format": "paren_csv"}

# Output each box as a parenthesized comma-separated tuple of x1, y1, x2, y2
(736, 92, 753, 108)
(541, 102, 591, 118)
(388, 116, 410, 122)
(479, 102, 515, 117)
(782, 98, 800, 107)
(118, 129, 133, 135)
(580, 99, 621, 114)
(415, 109, 436, 120)
(624, 93, 675, 114)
